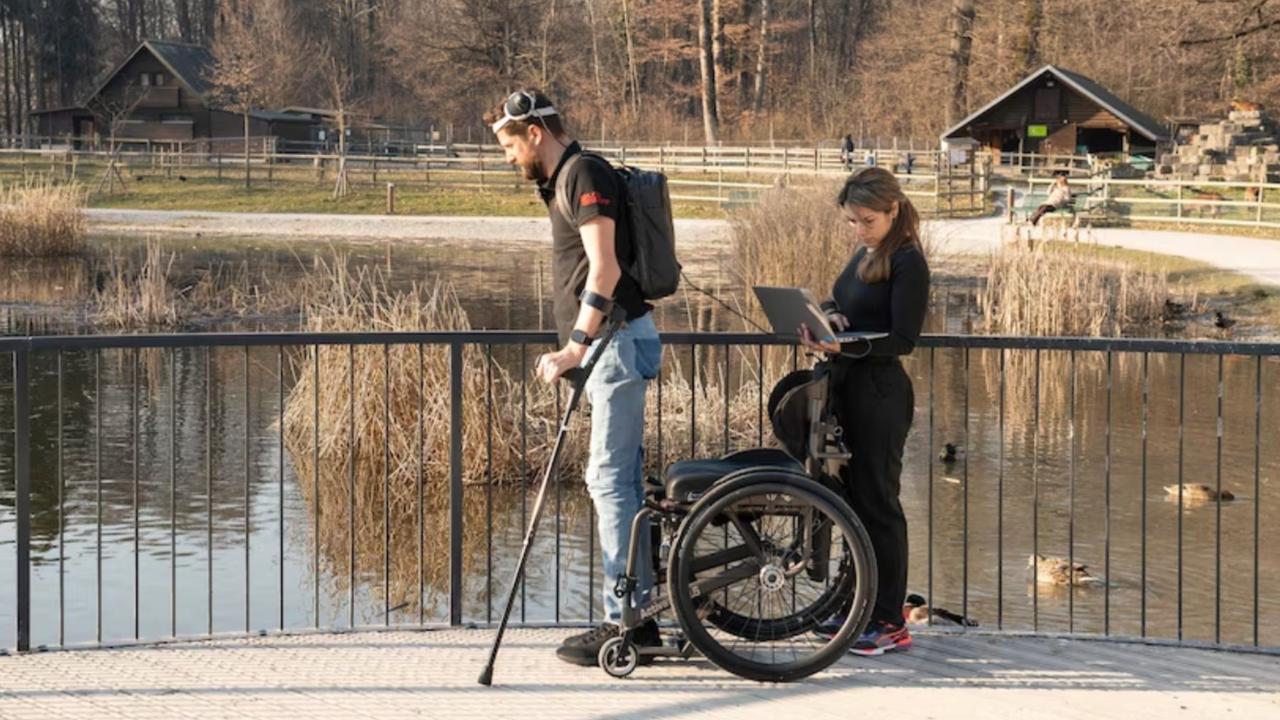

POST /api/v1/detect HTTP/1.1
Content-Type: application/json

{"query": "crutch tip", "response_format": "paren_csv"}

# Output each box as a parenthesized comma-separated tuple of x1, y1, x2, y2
(477, 667, 493, 686)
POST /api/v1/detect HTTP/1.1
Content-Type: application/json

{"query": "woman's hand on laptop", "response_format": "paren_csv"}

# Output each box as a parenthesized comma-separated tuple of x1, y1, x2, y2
(798, 324, 840, 354)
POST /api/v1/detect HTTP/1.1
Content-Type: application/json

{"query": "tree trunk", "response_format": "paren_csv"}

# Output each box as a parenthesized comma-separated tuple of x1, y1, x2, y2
(1022, 0, 1042, 74)
(175, 0, 193, 42)
(540, 0, 558, 87)
(2, 17, 11, 138)
(697, 0, 720, 142)
(244, 110, 251, 190)
(947, 0, 975, 126)
(621, 0, 640, 118)
(738, 0, 751, 107)
(752, 0, 770, 114)
(20, 17, 30, 138)
(807, 0, 817, 80)
(711, 0, 724, 121)
(587, 0, 603, 101)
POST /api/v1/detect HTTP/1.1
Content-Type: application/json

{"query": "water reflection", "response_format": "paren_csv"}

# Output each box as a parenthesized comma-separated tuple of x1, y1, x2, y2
(1, 235, 1278, 652)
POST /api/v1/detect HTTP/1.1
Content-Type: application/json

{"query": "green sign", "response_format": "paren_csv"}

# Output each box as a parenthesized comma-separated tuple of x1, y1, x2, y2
(1027, 124, 1049, 138)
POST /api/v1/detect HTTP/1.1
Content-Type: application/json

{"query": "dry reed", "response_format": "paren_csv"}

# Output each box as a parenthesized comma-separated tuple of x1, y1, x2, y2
(977, 240, 1167, 337)
(0, 178, 87, 256)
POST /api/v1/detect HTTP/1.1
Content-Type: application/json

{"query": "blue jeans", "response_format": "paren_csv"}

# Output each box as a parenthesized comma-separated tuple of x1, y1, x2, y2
(582, 312, 661, 623)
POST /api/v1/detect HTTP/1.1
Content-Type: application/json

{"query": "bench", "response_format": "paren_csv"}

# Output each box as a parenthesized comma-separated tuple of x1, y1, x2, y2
(1015, 189, 1109, 226)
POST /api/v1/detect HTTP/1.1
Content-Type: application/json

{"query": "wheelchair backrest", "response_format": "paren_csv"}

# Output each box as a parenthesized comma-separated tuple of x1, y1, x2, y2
(768, 365, 839, 466)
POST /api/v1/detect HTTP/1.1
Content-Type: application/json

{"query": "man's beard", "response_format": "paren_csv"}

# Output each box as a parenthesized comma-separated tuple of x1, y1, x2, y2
(520, 156, 546, 182)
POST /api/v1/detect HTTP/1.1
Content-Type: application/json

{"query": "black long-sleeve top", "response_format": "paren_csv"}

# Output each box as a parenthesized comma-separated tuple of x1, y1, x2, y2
(820, 244, 930, 357)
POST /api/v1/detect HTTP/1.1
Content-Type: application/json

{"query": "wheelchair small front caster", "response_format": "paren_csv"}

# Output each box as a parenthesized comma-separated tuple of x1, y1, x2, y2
(598, 636, 639, 678)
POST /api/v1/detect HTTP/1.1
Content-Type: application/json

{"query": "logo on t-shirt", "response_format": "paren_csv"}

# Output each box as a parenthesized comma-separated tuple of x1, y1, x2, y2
(580, 191, 611, 207)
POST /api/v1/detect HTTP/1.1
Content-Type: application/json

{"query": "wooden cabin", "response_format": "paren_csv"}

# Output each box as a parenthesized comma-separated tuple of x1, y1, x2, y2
(942, 65, 1168, 160)
(31, 40, 316, 148)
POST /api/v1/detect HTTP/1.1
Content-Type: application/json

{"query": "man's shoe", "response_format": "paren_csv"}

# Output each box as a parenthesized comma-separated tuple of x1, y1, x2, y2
(848, 621, 912, 657)
(812, 613, 848, 640)
(560, 623, 617, 648)
(555, 620, 661, 667)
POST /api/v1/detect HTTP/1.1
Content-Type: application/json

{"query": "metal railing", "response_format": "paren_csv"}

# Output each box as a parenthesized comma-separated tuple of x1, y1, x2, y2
(1, 331, 1277, 655)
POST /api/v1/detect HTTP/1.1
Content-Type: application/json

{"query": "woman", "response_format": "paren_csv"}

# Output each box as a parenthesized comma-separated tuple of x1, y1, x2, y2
(799, 166, 930, 656)
(1029, 173, 1072, 226)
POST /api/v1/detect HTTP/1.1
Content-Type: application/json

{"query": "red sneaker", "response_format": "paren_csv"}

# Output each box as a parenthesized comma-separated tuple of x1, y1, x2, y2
(849, 621, 912, 656)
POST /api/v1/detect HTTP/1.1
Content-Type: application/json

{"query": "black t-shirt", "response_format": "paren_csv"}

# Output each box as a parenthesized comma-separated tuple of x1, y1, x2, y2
(822, 244, 930, 357)
(538, 142, 651, 343)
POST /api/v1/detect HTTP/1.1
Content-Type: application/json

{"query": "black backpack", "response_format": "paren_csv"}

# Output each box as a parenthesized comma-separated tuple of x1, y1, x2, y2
(555, 151, 681, 301)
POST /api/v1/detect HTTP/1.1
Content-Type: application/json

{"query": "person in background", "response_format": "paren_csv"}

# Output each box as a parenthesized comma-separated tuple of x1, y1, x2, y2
(1029, 173, 1072, 226)
(841, 134, 855, 171)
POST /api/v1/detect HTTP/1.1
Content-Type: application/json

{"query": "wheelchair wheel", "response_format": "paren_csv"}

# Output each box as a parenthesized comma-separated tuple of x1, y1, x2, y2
(667, 471, 875, 683)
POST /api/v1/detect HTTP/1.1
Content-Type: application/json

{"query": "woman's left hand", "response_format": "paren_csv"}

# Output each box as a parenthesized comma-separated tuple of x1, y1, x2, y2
(798, 324, 841, 354)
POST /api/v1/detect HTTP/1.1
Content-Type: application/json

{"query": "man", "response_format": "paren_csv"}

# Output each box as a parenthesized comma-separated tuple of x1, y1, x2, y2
(840, 133, 855, 171)
(485, 90, 662, 665)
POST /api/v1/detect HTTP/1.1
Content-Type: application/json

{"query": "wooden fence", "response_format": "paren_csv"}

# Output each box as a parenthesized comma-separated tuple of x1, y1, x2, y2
(1017, 175, 1280, 230)
(0, 140, 989, 215)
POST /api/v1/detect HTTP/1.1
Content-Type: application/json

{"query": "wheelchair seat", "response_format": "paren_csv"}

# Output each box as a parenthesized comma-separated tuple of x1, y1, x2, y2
(662, 448, 804, 503)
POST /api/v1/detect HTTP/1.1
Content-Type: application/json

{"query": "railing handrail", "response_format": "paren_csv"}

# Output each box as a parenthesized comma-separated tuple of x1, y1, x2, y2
(2, 330, 1279, 356)
(4, 328, 1277, 655)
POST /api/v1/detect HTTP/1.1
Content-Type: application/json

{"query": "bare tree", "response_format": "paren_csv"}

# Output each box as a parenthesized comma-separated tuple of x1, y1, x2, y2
(698, 0, 720, 142)
(210, 3, 266, 190)
(322, 50, 357, 199)
(948, 0, 975, 126)
(1021, 0, 1043, 73)
(752, 0, 770, 114)
(86, 81, 148, 194)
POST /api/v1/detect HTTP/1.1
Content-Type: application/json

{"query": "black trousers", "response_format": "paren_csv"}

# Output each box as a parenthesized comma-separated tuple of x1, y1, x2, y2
(832, 358, 914, 626)
(1029, 203, 1060, 226)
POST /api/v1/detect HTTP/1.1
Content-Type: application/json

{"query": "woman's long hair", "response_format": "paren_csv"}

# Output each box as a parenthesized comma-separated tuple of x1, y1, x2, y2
(837, 167, 922, 283)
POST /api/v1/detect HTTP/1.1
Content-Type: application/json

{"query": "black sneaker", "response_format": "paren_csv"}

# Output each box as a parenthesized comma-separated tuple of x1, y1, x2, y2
(554, 619, 661, 667)
(560, 623, 618, 648)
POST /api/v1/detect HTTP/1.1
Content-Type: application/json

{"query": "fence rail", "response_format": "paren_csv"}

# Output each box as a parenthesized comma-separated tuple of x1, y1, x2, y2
(1015, 175, 1280, 230)
(1, 330, 1277, 656)
(0, 141, 988, 212)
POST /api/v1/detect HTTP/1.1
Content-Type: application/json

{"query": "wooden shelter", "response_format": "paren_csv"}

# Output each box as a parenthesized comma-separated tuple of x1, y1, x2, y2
(942, 65, 1168, 158)
(31, 40, 316, 147)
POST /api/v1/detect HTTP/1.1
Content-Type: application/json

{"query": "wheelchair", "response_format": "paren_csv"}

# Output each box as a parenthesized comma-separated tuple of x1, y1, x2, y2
(599, 362, 878, 682)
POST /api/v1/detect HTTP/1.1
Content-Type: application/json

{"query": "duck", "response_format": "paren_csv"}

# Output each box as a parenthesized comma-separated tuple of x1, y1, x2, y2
(1163, 299, 1186, 318)
(938, 443, 965, 464)
(1028, 554, 1105, 587)
(902, 593, 979, 627)
(1163, 484, 1234, 502)
(1214, 311, 1236, 330)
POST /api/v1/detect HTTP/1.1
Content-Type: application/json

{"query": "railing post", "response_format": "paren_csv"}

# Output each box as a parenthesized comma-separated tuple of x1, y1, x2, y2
(15, 347, 31, 652)
(449, 341, 464, 626)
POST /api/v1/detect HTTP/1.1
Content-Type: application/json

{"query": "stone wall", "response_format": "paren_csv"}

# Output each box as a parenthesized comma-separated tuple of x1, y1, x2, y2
(1158, 110, 1280, 182)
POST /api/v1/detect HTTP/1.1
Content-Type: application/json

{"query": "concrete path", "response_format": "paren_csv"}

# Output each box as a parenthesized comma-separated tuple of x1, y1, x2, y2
(1, 628, 1276, 719)
(924, 215, 1280, 287)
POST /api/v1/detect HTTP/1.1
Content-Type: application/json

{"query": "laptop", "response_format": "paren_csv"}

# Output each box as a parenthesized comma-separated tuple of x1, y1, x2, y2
(752, 285, 889, 344)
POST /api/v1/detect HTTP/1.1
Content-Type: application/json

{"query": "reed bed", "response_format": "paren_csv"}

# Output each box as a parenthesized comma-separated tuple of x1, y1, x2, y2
(977, 240, 1167, 337)
(0, 178, 86, 256)
(90, 239, 301, 329)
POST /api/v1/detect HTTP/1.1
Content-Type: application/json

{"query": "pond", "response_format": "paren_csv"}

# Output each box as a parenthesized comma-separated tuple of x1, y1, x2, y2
(1, 233, 1278, 651)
